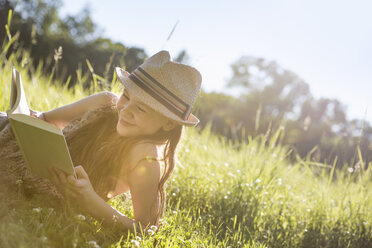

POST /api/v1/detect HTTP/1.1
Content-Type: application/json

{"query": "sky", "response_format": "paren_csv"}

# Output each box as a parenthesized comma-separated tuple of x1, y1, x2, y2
(59, 0, 372, 123)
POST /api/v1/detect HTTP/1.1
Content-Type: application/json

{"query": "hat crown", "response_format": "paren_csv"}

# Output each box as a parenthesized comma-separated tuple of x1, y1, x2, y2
(138, 50, 202, 106)
(115, 50, 202, 126)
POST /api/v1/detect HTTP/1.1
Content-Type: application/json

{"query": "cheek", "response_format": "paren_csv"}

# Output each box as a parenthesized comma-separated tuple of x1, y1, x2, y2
(116, 99, 124, 110)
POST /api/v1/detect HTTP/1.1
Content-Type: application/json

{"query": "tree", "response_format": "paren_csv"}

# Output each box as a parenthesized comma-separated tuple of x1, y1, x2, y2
(0, 0, 147, 87)
(195, 55, 371, 167)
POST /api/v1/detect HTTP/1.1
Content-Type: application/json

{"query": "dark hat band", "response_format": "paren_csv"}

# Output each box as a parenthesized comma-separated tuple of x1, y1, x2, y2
(129, 67, 192, 120)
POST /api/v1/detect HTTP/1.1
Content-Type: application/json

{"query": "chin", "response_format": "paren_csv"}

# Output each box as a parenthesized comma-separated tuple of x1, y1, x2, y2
(116, 123, 128, 136)
(116, 122, 135, 137)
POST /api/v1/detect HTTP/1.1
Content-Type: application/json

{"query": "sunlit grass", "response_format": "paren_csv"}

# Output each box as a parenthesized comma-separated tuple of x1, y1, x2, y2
(0, 50, 371, 247)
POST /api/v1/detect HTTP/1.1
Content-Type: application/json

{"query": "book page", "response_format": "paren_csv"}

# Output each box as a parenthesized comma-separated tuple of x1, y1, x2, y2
(7, 68, 30, 116)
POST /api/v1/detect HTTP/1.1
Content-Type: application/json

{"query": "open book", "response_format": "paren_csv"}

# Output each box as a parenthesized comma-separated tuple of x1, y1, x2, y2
(6, 67, 76, 180)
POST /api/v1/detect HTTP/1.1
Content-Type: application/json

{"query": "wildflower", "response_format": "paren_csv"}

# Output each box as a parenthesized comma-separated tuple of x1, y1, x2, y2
(236, 169, 241, 173)
(32, 207, 41, 213)
(224, 195, 228, 199)
(135, 236, 142, 242)
(254, 178, 261, 184)
(77, 214, 86, 221)
(307, 209, 311, 212)
(172, 210, 177, 214)
(227, 172, 236, 178)
(203, 145, 207, 150)
(112, 214, 119, 223)
(15, 179, 23, 185)
(172, 192, 176, 196)
(40, 236, 47, 242)
(159, 219, 168, 225)
(224, 162, 229, 167)
(130, 239, 140, 247)
(185, 148, 190, 153)
(219, 179, 223, 183)
(347, 167, 354, 173)
(277, 178, 282, 185)
(147, 229, 155, 236)
(87, 240, 100, 248)
(150, 225, 158, 232)
(304, 229, 308, 232)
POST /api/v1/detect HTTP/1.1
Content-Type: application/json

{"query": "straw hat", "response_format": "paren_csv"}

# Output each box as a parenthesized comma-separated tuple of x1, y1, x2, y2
(115, 50, 202, 126)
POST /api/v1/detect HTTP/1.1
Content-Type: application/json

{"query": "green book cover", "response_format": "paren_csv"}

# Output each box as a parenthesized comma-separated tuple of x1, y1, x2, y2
(6, 67, 76, 180)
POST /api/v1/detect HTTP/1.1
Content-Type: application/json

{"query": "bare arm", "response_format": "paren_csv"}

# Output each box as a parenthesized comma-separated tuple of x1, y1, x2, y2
(41, 91, 118, 129)
(49, 143, 161, 232)
(82, 159, 160, 231)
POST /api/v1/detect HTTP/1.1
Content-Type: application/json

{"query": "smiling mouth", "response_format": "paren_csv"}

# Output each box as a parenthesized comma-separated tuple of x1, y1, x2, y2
(120, 118, 133, 126)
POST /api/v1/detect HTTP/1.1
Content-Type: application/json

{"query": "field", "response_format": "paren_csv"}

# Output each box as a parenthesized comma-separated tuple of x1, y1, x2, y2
(0, 51, 371, 247)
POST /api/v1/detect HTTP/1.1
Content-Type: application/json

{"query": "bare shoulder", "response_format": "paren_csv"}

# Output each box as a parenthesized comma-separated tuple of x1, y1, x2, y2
(128, 142, 161, 166)
(126, 142, 162, 178)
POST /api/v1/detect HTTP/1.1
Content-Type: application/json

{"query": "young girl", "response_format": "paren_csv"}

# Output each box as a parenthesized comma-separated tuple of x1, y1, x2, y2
(0, 50, 202, 232)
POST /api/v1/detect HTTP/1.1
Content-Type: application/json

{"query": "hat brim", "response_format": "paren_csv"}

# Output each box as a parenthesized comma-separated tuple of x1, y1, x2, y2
(115, 67, 200, 127)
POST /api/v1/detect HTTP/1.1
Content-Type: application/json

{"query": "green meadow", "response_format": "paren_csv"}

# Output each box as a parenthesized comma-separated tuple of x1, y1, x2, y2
(1, 48, 372, 248)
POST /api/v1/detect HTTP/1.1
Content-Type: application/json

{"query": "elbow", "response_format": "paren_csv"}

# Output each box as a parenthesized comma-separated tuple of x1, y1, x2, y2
(100, 91, 118, 106)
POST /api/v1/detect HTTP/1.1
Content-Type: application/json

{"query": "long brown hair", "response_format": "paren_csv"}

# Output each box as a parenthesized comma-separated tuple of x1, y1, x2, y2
(64, 100, 183, 225)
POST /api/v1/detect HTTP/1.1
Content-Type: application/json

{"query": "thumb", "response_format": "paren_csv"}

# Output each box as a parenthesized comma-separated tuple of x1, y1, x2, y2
(74, 165, 89, 179)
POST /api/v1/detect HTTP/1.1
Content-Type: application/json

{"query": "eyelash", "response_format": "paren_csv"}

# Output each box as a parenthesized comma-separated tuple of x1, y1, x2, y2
(122, 93, 146, 113)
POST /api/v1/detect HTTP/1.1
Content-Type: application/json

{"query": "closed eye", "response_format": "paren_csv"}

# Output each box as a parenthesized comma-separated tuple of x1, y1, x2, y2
(137, 106, 146, 113)
(122, 93, 129, 100)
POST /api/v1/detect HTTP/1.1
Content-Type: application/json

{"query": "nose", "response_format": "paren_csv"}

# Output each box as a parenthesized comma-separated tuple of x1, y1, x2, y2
(118, 102, 135, 118)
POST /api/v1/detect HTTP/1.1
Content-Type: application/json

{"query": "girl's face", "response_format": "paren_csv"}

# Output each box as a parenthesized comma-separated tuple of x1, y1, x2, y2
(116, 88, 176, 137)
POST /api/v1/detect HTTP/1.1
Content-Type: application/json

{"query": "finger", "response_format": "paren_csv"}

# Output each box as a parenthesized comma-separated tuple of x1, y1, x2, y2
(67, 175, 78, 187)
(49, 168, 61, 185)
(54, 167, 67, 185)
(54, 177, 79, 198)
(63, 186, 79, 199)
(49, 168, 70, 196)
(75, 165, 89, 179)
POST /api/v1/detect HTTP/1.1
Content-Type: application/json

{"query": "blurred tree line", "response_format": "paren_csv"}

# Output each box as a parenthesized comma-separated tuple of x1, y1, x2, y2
(1, 0, 370, 168)
(0, 0, 146, 89)
(194, 56, 372, 168)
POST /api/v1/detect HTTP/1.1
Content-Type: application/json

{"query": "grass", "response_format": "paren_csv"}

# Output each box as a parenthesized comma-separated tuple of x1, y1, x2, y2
(0, 44, 372, 248)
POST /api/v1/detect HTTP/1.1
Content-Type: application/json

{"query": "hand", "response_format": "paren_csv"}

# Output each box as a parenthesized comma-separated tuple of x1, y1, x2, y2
(49, 165, 97, 210)
(29, 109, 44, 120)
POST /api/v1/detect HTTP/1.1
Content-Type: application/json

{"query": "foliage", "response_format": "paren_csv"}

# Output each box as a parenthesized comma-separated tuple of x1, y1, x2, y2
(0, 0, 147, 87)
(1, 36, 372, 248)
(195, 56, 372, 168)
